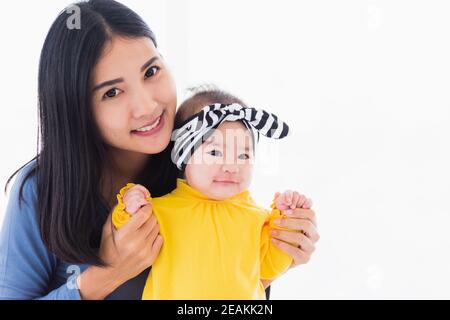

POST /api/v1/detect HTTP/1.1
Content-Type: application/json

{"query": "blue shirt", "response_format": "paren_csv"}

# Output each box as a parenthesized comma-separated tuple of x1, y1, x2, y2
(0, 161, 150, 299)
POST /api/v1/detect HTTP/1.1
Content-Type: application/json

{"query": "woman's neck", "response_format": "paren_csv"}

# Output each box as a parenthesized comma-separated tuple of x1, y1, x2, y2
(101, 147, 151, 208)
(110, 148, 149, 178)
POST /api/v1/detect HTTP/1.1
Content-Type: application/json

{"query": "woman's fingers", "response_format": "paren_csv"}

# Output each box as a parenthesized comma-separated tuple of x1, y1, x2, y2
(148, 235, 164, 262)
(121, 204, 152, 233)
(271, 229, 315, 253)
(153, 234, 164, 249)
(275, 217, 320, 243)
(145, 221, 160, 243)
(271, 238, 312, 266)
(273, 207, 320, 267)
(284, 208, 317, 227)
(138, 214, 158, 238)
(102, 212, 114, 238)
(146, 228, 163, 265)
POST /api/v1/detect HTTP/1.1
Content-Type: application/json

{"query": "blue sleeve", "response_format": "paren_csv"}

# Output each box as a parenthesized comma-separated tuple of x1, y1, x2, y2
(0, 163, 82, 300)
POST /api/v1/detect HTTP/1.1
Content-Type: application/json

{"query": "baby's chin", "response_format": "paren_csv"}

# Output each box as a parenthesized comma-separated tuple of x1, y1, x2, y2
(206, 182, 244, 200)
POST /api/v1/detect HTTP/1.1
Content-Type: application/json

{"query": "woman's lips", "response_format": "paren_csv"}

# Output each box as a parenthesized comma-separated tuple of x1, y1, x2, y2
(131, 112, 165, 137)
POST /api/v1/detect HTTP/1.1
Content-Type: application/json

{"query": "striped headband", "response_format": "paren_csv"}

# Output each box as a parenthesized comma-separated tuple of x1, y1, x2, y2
(170, 103, 290, 170)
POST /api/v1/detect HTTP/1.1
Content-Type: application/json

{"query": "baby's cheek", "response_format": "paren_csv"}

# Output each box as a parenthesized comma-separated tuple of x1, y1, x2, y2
(240, 167, 253, 190)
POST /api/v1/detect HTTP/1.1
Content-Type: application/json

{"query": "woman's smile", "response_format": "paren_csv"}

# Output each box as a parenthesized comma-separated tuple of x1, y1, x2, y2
(131, 110, 165, 137)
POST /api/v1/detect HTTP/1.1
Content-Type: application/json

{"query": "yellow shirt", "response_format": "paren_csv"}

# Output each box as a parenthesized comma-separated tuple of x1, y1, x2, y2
(112, 179, 293, 300)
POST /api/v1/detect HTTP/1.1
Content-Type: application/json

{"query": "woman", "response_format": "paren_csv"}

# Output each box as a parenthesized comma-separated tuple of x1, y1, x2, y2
(0, 0, 319, 300)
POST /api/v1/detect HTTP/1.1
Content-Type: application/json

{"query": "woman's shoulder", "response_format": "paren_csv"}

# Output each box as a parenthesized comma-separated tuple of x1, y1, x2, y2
(0, 159, 63, 299)
(8, 159, 38, 208)
(2, 159, 38, 228)
(1, 159, 52, 252)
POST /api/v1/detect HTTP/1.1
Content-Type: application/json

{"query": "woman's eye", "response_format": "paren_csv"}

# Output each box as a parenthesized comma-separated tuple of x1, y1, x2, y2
(144, 66, 160, 79)
(238, 153, 250, 160)
(103, 88, 122, 99)
(208, 150, 223, 157)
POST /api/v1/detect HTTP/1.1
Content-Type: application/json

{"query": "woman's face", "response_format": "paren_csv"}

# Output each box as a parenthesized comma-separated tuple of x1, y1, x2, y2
(91, 36, 177, 155)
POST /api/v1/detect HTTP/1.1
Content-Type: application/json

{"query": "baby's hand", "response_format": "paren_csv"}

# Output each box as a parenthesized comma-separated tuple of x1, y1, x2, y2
(274, 190, 313, 211)
(123, 184, 151, 215)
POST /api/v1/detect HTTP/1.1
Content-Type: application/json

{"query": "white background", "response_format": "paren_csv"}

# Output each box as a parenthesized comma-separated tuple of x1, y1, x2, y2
(1, 0, 449, 299)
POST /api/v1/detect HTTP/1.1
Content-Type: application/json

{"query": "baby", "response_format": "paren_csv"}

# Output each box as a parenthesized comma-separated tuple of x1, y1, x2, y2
(112, 88, 312, 299)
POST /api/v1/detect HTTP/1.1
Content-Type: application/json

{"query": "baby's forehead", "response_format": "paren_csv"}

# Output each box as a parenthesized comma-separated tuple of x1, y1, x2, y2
(216, 120, 248, 131)
(204, 121, 253, 147)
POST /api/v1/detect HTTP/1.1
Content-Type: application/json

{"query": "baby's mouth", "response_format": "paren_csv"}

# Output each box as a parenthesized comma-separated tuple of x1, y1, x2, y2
(213, 179, 238, 184)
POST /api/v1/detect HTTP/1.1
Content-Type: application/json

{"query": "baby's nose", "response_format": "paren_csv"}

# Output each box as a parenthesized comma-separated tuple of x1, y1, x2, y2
(221, 163, 239, 173)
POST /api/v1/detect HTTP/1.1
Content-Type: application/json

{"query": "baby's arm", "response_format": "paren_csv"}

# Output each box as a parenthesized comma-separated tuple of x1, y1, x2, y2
(112, 183, 152, 229)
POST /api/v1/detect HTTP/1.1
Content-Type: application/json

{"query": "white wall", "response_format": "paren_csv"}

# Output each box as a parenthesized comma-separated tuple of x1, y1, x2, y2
(1, 0, 449, 299)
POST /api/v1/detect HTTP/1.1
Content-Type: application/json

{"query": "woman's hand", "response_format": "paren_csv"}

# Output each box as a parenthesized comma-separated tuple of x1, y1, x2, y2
(272, 191, 319, 267)
(101, 203, 163, 278)
(272, 208, 319, 267)
(77, 204, 163, 299)
(261, 193, 319, 290)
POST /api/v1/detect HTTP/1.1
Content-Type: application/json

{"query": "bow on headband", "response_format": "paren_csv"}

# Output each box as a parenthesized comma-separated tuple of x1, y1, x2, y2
(170, 103, 290, 170)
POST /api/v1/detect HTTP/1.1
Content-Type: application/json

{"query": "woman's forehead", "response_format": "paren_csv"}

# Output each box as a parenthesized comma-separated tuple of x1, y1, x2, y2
(92, 36, 159, 83)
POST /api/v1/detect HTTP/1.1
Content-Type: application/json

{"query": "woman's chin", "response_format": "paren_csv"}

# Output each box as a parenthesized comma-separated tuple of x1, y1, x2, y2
(133, 131, 172, 154)
(139, 144, 169, 155)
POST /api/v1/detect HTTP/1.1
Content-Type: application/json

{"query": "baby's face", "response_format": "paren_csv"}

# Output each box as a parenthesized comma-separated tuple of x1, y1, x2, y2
(184, 121, 254, 200)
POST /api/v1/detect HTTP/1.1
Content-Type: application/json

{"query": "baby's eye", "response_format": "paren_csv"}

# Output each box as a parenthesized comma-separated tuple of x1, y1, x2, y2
(103, 88, 122, 99)
(238, 153, 250, 160)
(144, 66, 160, 79)
(207, 149, 223, 157)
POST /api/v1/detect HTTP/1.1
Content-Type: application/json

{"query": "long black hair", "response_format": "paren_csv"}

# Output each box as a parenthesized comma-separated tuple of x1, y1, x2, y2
(4, 0, 177, 266)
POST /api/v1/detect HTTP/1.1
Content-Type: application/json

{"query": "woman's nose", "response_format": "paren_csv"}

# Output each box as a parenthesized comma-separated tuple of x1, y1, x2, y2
(129, 89, 158, 119)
